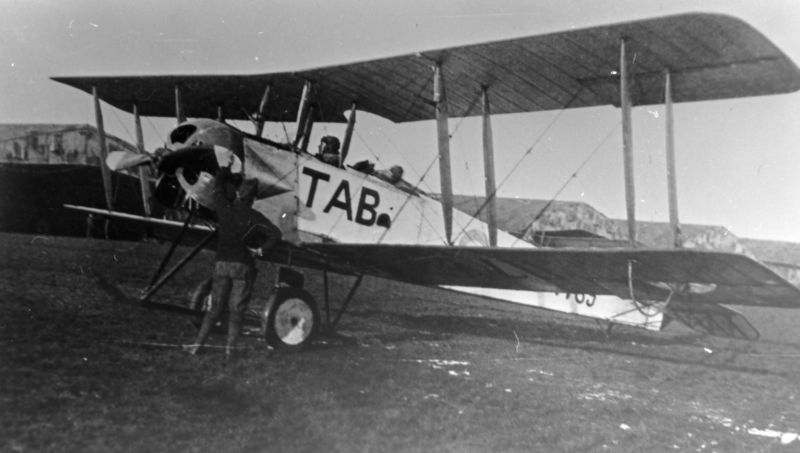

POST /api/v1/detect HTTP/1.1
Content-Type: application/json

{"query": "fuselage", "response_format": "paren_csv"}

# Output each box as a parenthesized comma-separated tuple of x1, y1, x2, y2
(157, 119, 664, 331)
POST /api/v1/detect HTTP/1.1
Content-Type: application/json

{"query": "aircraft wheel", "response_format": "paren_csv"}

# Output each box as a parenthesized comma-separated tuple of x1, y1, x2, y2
(264, 287, 319, 350)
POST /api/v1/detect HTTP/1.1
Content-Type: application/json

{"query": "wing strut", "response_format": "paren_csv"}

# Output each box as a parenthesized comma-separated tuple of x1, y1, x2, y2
(92, 86, 113, 212)
(174, 84, 185, 124)
(620, 39, 637, 246)
(340, 102, 357, 167)
(330, 273, 365, 329)
(434, 63, 453, 244)
(293, 80, 313, 149)
(140, 228, 218, 305)
(140, 208, 217, 304)
(300, 104, 315, 152)
(147, 208, 198, 288)
(254, 84, 272, 137)
(664, 71, 682, 248)
(481, 87, 498, 247)
(133, 103, 153, 217)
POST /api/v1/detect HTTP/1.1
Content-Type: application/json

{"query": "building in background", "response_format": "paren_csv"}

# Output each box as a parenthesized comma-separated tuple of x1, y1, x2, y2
(0, 124, 150, 238)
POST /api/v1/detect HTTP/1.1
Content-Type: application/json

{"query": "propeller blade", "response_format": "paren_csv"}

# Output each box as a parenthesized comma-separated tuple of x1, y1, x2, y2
(106, 150, 153, 171)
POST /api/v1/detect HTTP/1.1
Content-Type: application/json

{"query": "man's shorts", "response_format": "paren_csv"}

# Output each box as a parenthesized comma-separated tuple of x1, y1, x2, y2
(213, 261, 257, 313)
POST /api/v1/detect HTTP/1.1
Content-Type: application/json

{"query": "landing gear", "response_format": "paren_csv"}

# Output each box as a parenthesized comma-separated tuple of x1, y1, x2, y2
(187, 268, 321, 351)
(263, 287, 319, 350)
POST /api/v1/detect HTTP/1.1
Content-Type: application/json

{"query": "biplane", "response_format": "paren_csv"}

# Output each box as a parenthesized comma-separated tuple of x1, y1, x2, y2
(54, 12, 800, 350)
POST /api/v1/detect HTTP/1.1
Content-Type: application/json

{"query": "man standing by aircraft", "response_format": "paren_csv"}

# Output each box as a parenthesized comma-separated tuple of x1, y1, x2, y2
(186, 163, 281, 357)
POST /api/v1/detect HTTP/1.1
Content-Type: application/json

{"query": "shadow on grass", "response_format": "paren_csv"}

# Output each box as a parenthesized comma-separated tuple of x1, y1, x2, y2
(170, 380, 272, 419)
(350, 308, 796, 377)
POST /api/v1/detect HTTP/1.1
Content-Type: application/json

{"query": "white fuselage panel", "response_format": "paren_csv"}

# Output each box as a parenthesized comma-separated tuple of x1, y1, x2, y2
(243, 143, 664, 332)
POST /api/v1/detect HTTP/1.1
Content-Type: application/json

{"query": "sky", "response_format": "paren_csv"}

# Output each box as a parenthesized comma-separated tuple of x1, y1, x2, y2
(2, 0, 800, 242)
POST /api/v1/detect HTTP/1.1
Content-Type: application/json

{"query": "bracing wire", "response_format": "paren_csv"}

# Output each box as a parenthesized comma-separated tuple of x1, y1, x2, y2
(317, 104, 447, 243)
(376, 154, 445, 245)
(448, 91, 483, 213)
(448, 91, 482, 139)
(298, 79, 447, 242)
(453, 89, 584, 242)
(99, 104, 136, 205)
(279, 120, 293, 146)
(473, 55, 646, 245)
(108, 106, 134, 145)
(315, 147, 448, 245)
(337, 130, 449, 245)
(352, 83, 439, 194)
(398, 74, 432, 125)
(144, 116, 166, 149)
(509, 121, 621, 247)
(345, 88, 482, 245)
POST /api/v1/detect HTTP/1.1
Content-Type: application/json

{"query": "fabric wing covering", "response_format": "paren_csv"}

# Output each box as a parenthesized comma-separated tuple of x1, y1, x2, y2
(52, 13, 800, 123)
(62, 206, 800, 309)
(306, 243, 800, 308)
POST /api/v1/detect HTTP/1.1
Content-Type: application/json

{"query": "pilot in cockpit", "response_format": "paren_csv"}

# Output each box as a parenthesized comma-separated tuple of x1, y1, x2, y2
(315, 135, 341, 167)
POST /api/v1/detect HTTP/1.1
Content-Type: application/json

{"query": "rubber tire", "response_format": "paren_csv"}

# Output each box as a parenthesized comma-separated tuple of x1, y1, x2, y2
(264, 287, 319, 351)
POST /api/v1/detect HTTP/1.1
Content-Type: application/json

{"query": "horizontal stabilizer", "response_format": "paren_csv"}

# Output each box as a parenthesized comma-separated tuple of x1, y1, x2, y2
(666, 302, 759, 340)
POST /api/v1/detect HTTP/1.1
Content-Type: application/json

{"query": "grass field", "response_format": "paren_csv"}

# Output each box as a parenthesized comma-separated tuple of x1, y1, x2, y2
(2, 233, 800, 452)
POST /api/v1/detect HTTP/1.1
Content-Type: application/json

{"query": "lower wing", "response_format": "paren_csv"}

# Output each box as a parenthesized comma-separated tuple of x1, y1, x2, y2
(306, 243, 800, 308)
(66, 205, 800, 339)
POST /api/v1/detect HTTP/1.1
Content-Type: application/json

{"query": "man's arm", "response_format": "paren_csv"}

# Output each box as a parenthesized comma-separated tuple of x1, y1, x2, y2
(258, 218, 282, 252)
(243, 211, 283, 256)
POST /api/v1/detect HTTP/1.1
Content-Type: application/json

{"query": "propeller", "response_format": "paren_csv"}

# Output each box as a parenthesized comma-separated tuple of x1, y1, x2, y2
(106, 150, 155, 171)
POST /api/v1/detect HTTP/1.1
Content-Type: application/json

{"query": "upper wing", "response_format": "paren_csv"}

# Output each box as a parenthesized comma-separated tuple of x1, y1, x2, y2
(52, 13, 800, 123)
(306, 243, 800, 308)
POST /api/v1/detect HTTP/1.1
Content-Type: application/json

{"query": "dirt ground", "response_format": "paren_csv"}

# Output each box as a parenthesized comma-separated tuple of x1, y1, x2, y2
(2, 233, 800, 452)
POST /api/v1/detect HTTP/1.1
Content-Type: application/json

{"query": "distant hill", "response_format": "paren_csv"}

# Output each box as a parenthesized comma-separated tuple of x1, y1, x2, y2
(451, 195, 552, 236)
(740, 238, 800, 269)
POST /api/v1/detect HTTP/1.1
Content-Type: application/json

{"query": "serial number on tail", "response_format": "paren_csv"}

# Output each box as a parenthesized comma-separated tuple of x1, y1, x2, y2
(556, 292, 597, 307)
